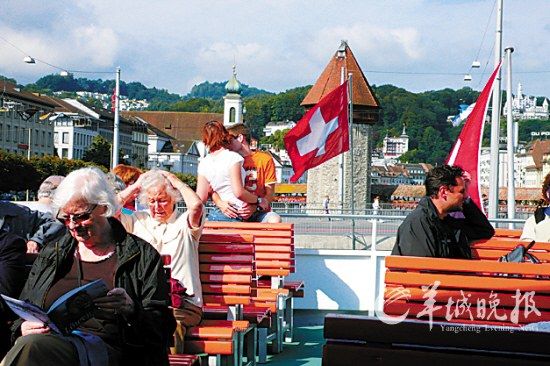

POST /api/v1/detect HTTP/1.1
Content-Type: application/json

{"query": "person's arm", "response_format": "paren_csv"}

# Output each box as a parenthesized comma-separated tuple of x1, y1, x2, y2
(211, 192, 239, 219)
(458, 198, 495, 240)
(260, 183, 275, 211)
(229, 162, 258, 204)
(160, 171, 203, 228)
(196, 174, 211, 204)
(27, 210, 66, 249)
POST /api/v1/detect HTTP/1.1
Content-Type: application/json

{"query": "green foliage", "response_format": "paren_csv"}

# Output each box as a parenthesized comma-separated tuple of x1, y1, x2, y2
(0, 151, 104, 193)
(82, 135, 112, 169)
(26, 74, 182, 104)
(186, 81, 271, 99)
(0, 75, 17, 84)
(0, 151, 39, 191)
(173, 172, 198, 191)
(260, 129, 290, 150)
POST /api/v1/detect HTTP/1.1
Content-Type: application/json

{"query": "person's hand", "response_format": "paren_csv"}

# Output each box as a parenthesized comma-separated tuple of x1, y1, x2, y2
(94, 287, 135, 319)
(159, 170, 181, 187)
(259, 198, 271, 212)
(26, 240, 40, 254)
(238, 202, 256, 220)
(218, 200, 239, 219)
(21, 321, 50, 336)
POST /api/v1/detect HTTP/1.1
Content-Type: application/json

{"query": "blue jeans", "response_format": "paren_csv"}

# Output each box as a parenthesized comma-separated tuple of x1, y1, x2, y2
(207, 208, 270, 222)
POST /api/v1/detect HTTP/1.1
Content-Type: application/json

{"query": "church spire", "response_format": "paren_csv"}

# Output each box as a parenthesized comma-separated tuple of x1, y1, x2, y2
(225, 65, 242, 94)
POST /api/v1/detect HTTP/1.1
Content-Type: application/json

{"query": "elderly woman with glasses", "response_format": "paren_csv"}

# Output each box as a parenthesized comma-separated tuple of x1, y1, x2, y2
(118, 169, 204, 344)
(2, 167, 175, 366)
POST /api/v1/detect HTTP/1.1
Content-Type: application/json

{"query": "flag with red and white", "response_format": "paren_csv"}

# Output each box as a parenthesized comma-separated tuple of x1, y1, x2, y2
(284, 82, 349, 183)
(446, 61, 502, 213)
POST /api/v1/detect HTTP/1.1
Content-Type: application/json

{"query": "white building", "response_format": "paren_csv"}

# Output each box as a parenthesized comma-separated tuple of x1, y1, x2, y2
(503, 83, 549, 120)
(382, 125, 409, 159)
(0, 81, 56, 157)
(263, 120, 296, 137)
(146, 123, 199, 175)
(223, 66, 243, 127)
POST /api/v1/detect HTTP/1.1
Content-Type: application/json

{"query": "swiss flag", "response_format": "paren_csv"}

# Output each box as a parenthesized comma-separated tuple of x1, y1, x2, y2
(284, 82, 349, 183)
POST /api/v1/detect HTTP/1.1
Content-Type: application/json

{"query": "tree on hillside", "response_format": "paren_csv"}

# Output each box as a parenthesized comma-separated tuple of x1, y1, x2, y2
(260, 129, 290, 150)
(83, 135, 112, 168)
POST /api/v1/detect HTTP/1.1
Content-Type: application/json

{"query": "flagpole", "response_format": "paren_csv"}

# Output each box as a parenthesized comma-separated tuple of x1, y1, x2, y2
(348, 73, 356, 250)
(505, 46, 515, 228)
(339, 66, 345, 214)
(488, 0, 503, 219)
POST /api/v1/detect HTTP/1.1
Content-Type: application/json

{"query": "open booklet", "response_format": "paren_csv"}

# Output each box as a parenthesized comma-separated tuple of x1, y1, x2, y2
(1, 279, 108, 335)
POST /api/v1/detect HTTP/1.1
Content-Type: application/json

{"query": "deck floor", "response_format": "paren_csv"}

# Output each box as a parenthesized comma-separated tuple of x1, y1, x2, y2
(266, 310, 333, 366)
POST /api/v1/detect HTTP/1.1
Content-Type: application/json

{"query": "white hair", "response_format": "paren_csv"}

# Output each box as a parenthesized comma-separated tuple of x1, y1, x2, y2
(138, 169, 181, 205)
(52, 167, 120, 217)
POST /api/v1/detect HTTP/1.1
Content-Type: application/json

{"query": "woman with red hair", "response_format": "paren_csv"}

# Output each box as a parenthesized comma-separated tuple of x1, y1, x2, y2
(196, 121, 259, 221)
(112, 164, 143, 212)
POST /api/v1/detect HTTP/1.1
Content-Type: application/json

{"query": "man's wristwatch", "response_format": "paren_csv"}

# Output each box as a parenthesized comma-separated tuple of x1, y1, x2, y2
(256, 197, 264, 211)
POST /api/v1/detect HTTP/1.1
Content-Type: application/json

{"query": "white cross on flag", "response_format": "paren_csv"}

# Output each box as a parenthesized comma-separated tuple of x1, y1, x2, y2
(284, 82, 349, 182)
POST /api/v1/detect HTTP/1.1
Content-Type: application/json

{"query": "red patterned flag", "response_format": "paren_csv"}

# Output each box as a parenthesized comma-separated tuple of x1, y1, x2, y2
(284, 82, 349, 183)
(446, 61, 502, 213)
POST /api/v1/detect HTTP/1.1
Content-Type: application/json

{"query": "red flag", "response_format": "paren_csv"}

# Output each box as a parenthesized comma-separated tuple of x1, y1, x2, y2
(446, 61, 502, 213)
(284, 82, 349, 183)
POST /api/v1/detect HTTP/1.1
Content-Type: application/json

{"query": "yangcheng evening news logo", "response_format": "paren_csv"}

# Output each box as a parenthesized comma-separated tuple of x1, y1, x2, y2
(375, 281, 541, 331)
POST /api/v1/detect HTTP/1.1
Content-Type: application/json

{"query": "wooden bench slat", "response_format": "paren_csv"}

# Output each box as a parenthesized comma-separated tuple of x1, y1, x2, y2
(199, 243, 254, 253)
(199, 263, 252, 274)
(385, 271, 550, 292)
(385, 285, 550, 309)
(385, 255, 550, 275)
(205, 222, 293, 230)
(199, 254, 254, 263)
(203, 284, 251, 294)
(200, 273, 252, 284)
(184, 340, 233, 355)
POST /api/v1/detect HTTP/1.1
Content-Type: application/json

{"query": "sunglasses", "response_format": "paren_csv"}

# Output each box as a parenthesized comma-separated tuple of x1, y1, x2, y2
(57, 204, 98, 225)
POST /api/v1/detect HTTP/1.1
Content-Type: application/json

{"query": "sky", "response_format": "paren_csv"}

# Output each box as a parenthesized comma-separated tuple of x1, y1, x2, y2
(1, 0, 549, 97)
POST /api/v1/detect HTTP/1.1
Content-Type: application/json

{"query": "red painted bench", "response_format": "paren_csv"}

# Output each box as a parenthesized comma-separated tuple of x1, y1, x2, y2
(384, 255, 550, 326)
(203, 222, 302, 361)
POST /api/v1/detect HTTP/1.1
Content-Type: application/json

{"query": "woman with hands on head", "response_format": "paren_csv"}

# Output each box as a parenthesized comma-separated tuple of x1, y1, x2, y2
(2, 167, 175, 366)
(118, 169, 204, 342)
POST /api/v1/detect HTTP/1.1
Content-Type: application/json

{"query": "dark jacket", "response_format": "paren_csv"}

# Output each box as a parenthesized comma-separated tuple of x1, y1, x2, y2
(11, 218, 175, 366)
(0, 231, 27, 360)
(392, 197, 495, 258)
(0, 201, 66, 248)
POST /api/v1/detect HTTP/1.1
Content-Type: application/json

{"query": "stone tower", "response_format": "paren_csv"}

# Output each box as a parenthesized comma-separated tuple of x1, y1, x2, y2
(223, 65, 243, 127)
(302, 41, 381, 212)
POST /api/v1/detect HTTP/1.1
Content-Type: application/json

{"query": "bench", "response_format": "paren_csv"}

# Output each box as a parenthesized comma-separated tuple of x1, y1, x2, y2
(165, 245, 256, 366)
(323, 313, 550, 366)
(384, 255, 550, 326)
(203, 222, 303, 360)
(168, 354, 201, 366)
(493, 228, 522, 238)
(471, 238, 550, 261)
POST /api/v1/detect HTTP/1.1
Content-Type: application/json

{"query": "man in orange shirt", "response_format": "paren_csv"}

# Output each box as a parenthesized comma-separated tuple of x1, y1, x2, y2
(211, 123, 281, 223)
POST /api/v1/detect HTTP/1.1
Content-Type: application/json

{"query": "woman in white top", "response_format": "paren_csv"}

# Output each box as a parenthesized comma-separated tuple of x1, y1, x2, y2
(521, 173, 550, 242)
(196, 120, 259, 221)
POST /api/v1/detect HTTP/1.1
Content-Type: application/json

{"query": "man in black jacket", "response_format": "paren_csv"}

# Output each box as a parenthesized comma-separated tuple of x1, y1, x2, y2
(392, 165, 494, 258)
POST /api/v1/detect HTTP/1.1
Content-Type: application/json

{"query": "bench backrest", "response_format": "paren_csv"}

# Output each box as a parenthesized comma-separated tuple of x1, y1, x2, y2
(471, 238, 550, 261)
(384, 255, 550, 326)
(203, 222, 295, 277)
(198, 233, 255, 306)
(493, 228, 522, 238)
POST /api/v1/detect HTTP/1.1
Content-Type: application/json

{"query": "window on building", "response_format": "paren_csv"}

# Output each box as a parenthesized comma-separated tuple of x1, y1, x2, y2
(48, 132, 52, 147)
(229, 107, 235, 123)
(62, 148, 68, 158)
(14, 126, 19, 142)
(42, 131, 45, 146)
(62, 132, 69, 144)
